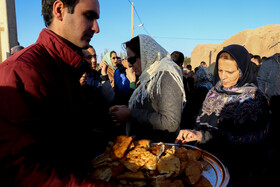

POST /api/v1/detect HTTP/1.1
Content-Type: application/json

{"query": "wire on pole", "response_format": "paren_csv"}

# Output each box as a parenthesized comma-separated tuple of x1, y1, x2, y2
(127, 0, 151, 36)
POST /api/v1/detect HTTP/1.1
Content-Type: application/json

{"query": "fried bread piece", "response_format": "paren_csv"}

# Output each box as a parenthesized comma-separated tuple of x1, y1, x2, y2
(174, 147, 202, 179)
(128, 141, 135, 150)
(185, 160, 202, 185)
(175, 147, 201, 162)
(109, 160, 126, 178)
(110, 135, 133, 160)
(144, 169, 160, 179)
(157, 153, 180, 175)
(164, 145, 176, 155)
(172, 160, 188, 178)
(186, 150, 202, 161)
(92, 154, 112, 168)
(134, 139, 151, 149)
(143, 153, 157, 170)
(175, 147, 189, 162)
(193, 175, 212, 187)
(150, 144, 165, 158)
(91, 166, 112, 182)
(120, 147, 155, 172)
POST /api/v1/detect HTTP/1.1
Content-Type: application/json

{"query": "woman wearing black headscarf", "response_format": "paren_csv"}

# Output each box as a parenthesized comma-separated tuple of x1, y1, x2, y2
(176, 45, 270, 186)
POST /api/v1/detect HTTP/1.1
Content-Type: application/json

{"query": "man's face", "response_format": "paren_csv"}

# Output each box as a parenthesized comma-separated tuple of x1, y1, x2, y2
(82, 47, 97, 70)
(62, 0, 100, 48)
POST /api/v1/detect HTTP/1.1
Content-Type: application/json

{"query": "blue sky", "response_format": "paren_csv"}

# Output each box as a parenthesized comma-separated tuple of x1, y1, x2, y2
(15, 0, 280, 62)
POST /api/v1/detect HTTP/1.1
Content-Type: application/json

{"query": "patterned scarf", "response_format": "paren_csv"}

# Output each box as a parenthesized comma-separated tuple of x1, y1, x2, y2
(198, 81, 263, 128)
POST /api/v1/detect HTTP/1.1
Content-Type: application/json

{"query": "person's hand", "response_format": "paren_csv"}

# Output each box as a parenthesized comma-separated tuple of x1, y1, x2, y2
(175, 129, 202, 144)
(79, 73, 87, 86)
(109, 105, 130, 126)
(126, 67, 136, 83)
(99, 61, 108, 76)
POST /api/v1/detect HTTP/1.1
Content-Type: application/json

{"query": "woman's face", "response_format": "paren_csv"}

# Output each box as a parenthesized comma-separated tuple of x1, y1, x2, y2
(218, 58, 239, 88)
(127, 47, 141, 76)
(111, 52, 118, 67)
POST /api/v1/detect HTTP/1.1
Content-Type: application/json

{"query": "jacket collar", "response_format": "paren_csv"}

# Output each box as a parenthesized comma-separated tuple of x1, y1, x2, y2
(36, 29, 83, 68)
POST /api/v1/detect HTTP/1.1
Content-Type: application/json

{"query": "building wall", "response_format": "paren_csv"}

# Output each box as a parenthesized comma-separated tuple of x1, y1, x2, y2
(191, 24, 280, 69)
(0, 0, 18, 63)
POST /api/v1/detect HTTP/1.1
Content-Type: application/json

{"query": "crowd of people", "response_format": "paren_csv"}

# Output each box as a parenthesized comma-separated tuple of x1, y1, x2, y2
(0, 0, 279, 186)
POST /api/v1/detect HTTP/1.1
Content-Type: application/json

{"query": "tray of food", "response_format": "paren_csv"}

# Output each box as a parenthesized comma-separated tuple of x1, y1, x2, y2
(91, 136, 229, 187)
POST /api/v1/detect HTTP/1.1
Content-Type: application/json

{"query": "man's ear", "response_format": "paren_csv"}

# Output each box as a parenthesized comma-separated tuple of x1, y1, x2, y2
(52, 0, 66, 21)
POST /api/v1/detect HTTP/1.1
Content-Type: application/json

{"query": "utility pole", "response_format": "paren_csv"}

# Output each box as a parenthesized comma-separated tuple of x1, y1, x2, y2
(131, 2, 134, 38)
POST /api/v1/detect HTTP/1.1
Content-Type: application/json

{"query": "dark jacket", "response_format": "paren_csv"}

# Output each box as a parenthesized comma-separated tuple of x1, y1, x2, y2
(0, 29, 107, 186)
(257, 53, 280, 100)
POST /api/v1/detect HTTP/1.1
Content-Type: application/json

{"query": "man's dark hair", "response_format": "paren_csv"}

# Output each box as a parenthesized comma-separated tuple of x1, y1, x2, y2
(42, 0, 80, 27)
(200, 61, 206, 66)
(171, 51, 184, 66)
(186, 64, 192, 71)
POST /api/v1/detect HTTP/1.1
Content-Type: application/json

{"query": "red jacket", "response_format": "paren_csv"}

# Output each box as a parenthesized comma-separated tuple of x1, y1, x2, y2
(0, 29, 108, 186)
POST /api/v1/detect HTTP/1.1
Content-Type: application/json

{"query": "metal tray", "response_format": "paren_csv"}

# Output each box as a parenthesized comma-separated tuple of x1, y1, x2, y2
(162, 143, 230, 187)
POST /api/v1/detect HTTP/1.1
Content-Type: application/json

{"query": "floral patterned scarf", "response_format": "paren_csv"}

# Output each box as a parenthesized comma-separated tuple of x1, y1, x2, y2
(198, 81, 263, 127)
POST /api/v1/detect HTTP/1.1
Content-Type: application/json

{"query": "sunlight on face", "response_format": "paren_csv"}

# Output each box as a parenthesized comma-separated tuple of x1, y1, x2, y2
(62, 0, 100, 48)
(127, 47, 141, 76)
(218, 57, 239, 88)
(110, 52, 118, 67)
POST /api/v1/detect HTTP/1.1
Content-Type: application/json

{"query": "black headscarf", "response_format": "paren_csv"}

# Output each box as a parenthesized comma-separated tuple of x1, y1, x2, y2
(213, 44, 257, 86)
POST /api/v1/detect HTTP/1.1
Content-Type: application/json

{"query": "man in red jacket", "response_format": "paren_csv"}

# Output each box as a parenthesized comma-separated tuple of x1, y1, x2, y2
(0, 0, 110, 186)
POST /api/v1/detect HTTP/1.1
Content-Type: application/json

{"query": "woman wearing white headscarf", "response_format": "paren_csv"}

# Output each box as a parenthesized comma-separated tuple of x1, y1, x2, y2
(109, 35, 186, 142)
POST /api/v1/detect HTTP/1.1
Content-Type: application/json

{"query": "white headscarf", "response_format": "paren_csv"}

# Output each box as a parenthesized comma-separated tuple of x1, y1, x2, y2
(128, 35, 186, 109)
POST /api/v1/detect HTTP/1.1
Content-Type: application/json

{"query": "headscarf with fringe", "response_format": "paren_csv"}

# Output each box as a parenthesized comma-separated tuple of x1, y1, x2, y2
(128, 35, 186, 109)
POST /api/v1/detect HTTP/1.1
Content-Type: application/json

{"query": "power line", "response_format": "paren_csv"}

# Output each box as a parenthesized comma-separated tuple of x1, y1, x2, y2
(126, 1, 224, 42)
(127, 0, 151, 36)
(153, 36, 225, 41)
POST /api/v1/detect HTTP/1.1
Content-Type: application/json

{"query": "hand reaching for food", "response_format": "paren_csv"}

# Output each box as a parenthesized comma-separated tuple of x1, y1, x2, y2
(175, 129, 203, 144)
